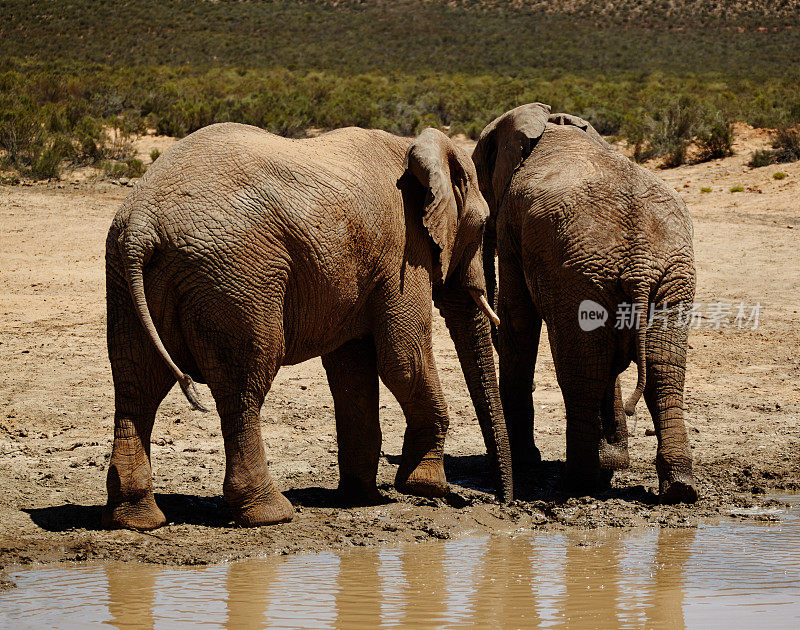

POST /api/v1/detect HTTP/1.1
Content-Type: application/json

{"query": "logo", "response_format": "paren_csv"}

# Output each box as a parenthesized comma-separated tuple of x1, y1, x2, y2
(578, 300, 608, 331)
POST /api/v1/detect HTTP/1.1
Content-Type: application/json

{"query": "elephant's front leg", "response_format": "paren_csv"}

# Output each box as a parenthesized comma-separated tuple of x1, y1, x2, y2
(376, 326, 448, 498)
(217, 390, 294, 526)
(497, 256, 542, 470)
(322, 338, 382, 505)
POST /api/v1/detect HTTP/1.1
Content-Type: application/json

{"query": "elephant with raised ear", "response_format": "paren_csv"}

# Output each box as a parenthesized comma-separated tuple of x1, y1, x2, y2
(472, 103, 697, 503)
(103, 123, 512, 530)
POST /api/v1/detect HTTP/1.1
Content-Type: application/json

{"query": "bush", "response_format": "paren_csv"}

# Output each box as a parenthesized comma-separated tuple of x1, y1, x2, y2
(696, 113, 734, 161)
(624, 100, 733, 167)
(622, 112, 656, 163)
(125, 158, 145, 178)
(730, 185, 744, 192)
(700, 186, 712, 193)
(773, 171, 787, 180)
(748, 127, 800, 167)
(149, 148, 161, 162)
(649, 97, 702, 167)
(771, 126, 800, 162)
(30, 144, 63, 179)
(100, 160, 127, 179)
(101, 157, 146, 179)
(748, 149, 775, 168)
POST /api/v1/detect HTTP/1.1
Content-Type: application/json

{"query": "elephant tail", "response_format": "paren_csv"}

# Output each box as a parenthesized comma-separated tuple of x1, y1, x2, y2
(120, 219, 209, 413)
(623, 288, 649, 416)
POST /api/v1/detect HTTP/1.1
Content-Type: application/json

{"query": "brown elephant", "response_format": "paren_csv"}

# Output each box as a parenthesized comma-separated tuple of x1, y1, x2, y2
(103, 123, 512, 530)
(472, 103, 697, 503)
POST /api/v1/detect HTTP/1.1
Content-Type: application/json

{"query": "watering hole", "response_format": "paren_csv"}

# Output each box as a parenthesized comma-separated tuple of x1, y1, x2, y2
(2, 498, 798, 629)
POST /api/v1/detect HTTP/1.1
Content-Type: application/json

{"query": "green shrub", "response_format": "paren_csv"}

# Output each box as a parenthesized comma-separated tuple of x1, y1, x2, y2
(124, 158, 145, 178)
(748, 127, 800, 167)
(773, 171, 787, 180)
(30, 144, 63, 179)
(622, 112, 656, 163)
(100, 160, 127, 179)
(649, 96, 703, 167)
(0, 103, 44, 168)
(771, 126, 800, 163)
(729, 185, 744, 192)
(700, 186, 712, 193)
(149, 148, 161, 162)
(696, 113, 734, 161)
(749, 149, 775, 168)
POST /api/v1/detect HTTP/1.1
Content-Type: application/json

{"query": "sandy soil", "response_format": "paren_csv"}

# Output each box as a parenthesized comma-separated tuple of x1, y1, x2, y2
(0, 127, 798, 571)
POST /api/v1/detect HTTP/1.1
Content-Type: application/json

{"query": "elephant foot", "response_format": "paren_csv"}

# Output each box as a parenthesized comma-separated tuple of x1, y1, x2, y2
(102, 492, 166, 531)
(659, 474, 698, 504)
(512, 442, 541, 472)
(337, 476, 384, 506)
(230, 492, 294, 527)
(565, 460, 612, 495)
(396, 456, 448, 498)
(599, 440, 630, 471)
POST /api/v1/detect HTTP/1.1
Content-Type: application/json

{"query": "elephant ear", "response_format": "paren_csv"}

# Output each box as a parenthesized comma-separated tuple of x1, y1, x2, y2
(548, 112, 613, 150)
(473, 102, 551, 210)
(405, 128, 466, 282)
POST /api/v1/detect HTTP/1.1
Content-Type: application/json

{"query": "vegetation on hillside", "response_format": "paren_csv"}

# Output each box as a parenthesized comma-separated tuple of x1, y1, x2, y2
(1, 1, 798, 179)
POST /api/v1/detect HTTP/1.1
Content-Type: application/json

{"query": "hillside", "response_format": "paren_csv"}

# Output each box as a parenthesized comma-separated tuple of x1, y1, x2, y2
(2, 1, 800, 75)
(1, 1, 799, 180)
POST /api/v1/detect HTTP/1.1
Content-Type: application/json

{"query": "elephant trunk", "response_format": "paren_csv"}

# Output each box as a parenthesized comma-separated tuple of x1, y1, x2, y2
(482, 221, 499, 347)
(645, 306, 697, 503)
(438, 290, 513, 502)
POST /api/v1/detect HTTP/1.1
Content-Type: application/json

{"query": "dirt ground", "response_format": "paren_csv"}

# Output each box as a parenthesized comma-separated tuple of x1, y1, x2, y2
(0, 126, 798, 573)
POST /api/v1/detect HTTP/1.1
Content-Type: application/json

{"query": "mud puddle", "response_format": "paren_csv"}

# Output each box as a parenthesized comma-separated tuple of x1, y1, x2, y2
(1, 497, 798, 628)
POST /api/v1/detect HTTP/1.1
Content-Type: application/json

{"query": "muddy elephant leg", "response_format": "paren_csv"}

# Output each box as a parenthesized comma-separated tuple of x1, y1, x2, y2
(376, 325, 448, 498)
(103, 276, 176, 531)
(551, 326, 615, 493)
(102, 367, 173, 530)
(497, 256, 542, 470)
(322, 337, 382, 505)
(213, 382, 294, 526)
(644, 313, 697, 503)
(598, 377, 630, 471)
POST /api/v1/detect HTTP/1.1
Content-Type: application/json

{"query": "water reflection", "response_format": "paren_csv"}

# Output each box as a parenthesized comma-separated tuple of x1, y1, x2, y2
(105, 562, 156, 629)
(2, 513, 799, 629)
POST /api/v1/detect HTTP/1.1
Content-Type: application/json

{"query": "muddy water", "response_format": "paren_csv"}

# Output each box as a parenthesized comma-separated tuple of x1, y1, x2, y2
(2, 501, 799, 629)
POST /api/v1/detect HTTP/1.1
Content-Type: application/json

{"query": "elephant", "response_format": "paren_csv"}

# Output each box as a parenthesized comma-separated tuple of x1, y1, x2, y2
(472, 103, 698, 503)
(102, 122, 513, 530)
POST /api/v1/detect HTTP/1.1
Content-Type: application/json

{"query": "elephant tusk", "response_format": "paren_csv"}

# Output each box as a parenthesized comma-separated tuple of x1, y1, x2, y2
(470, 290, 500, 326)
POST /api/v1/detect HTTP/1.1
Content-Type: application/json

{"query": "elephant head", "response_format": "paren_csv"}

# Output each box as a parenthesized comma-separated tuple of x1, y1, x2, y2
(472, 102, 552, 216)
(470, 103, 551, 328)
(405, 128, 498, 324)
(401, 128, 513, 501)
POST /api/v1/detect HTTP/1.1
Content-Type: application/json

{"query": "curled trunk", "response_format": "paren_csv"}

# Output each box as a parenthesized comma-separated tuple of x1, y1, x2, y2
(438, 290, 513, 502)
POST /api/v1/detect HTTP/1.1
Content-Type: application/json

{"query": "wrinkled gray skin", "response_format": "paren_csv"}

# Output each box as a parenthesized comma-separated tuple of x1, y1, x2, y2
(104, 123, 512, 531)
(473, 103, 697, 503)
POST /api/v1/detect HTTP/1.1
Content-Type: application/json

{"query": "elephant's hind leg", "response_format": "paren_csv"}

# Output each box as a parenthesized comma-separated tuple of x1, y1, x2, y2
(322, 337, 382, 505)
(181, 294, 294, 525)
(598, 377, 630, 471)
(216, 387, 294, 527)
(103, 280, 175, 530)
(103, 367, 173, 531)
(551, 329, 616, 493)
